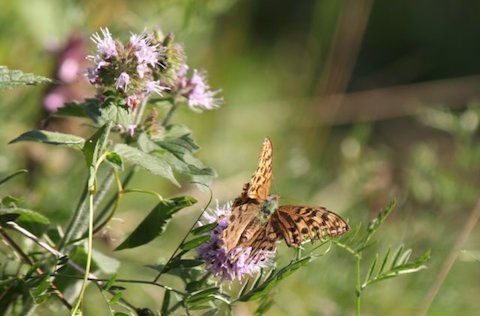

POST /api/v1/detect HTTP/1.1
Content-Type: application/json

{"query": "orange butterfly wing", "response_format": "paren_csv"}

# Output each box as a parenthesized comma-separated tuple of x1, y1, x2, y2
(273, 205, 349, 247)
(232, 137, 273, 206)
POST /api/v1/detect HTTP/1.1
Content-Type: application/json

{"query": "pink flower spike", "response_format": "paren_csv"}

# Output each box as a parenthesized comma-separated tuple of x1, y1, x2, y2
(91, 28, 117, 58)
(136, 63, 149, 79)
(186, 70, 221, 110)
(128, 124, 136, 136)
(116, 72, 130, 92)
(145, 80, 166, 95)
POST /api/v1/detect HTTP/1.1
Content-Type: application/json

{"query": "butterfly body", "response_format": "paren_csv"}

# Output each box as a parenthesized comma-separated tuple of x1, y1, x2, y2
(221, 138, 349, 261)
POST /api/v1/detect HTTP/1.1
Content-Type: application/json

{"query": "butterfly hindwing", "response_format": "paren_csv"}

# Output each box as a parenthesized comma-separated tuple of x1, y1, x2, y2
(274, 205, 349, 247)
(232, 138, 273, 206)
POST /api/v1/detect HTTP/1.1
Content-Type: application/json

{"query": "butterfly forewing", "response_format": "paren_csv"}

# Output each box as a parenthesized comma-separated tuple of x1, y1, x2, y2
(221, 203, 260, 253)
(274, 205, 349, 247)
(232, 137, 273, 206)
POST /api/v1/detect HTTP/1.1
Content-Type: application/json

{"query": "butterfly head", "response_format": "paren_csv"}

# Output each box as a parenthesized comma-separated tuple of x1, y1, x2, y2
(261, 195, 279, 215)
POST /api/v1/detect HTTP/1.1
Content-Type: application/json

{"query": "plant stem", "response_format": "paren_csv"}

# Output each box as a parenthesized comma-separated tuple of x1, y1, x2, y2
(134, 95, 150, 125)
(418, 197, 480, 315)
(71, 193, 94, 315)
(0, 226, 72, 309)
(161, 101, 179, 126)
(356, 256, 361, 316)
(152, 183, 212, 283)
(58, 181, 88, 251)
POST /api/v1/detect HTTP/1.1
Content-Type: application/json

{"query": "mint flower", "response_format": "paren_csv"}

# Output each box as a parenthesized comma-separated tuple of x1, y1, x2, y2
(91, 28, 117, 58)
(197, 202, 276, 281)
(116, 72, 130, 92)
(186, 70, 220, 110)
(145, 80, 166, 95)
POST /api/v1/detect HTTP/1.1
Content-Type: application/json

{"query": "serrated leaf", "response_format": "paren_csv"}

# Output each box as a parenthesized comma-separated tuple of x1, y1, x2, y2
(9, 130, 85, 149)
(98, 102, 133, 127)
(180, 235, 211, 251)
(115, 196, 196, 250)
(191, 223, 218, 235)
(53, 99, 101, 121)
(0, 169, 28, 187)
(0, 208, 49, 236)
(106, 152, 124, 170)
(0, 65, 51, 90)
(114, 144, 179, 186)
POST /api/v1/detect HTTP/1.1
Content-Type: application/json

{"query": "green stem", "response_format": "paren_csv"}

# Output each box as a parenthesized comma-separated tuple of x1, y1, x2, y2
(71, 193, 94, 315)
(161, 101, 179, 126)
(356, 256, 361, 316)
(58, 180, 88, 251)
(152, 182, 212, 283)
(134, 94, 150, 125)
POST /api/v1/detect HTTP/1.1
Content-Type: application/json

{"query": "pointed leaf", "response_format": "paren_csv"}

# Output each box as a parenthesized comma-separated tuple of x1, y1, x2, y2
(53, 99, 101, 121)
(377, 247, 391, 276)
(390, 244, 405, 269)
(191, 223, 218, 235)
(114, 144, 179, 186)
(9, 130, 84, 149)
(365, 254, 378, 283)
(180, 235, 211, 251)
(161, 290, 171, 315)
(106, 152, 124, 170)
(115, 196, 196, 250)
(82, 122, 112, 168)
(0, 66, 51, 90)
(0, 208, 49, 236)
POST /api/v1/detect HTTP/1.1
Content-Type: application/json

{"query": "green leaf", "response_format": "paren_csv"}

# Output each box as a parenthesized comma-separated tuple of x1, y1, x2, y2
(28, 274, 52, 304)
(106, 152, 124, 170)
(83, 122, 112, 168)
(1, 196, 23, 207)
(240, 257, 311, 302)
(255, 297, 274, 315)
(115, 144, 179, 186)
(180, 235, 211, 251)
(0, 65, 51, 90)
(109, 291, 123, 305)
(91, 249, 120, 274)
(365, 254, 378, 283)
(0, 169, 28, 187)
(0, 208, 50, 236)
(187, 287, 219, 306)
(191, 222, 218, 235)
(9, 130, 85, 149)
(161, 290, 171, 315)
(53, 99, 101, 121)
(98, 102, 133, 127)
(167, 259, 204, 270)
(115, 196, 196, 250)
(103, 274, 117, 291)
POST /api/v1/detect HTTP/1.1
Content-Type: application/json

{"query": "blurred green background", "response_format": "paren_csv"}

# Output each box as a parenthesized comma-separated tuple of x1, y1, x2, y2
(1, 0, 480, 315)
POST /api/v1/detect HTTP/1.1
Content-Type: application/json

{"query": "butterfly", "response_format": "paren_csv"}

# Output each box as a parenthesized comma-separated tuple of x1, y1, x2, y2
(220, 137, 349, 261)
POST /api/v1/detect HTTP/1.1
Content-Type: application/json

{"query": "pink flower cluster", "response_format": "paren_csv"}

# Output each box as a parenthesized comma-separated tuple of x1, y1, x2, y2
(87, 28, 166, 110)
(196, 203, 275, 281)
(174, 65, 221, 111)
